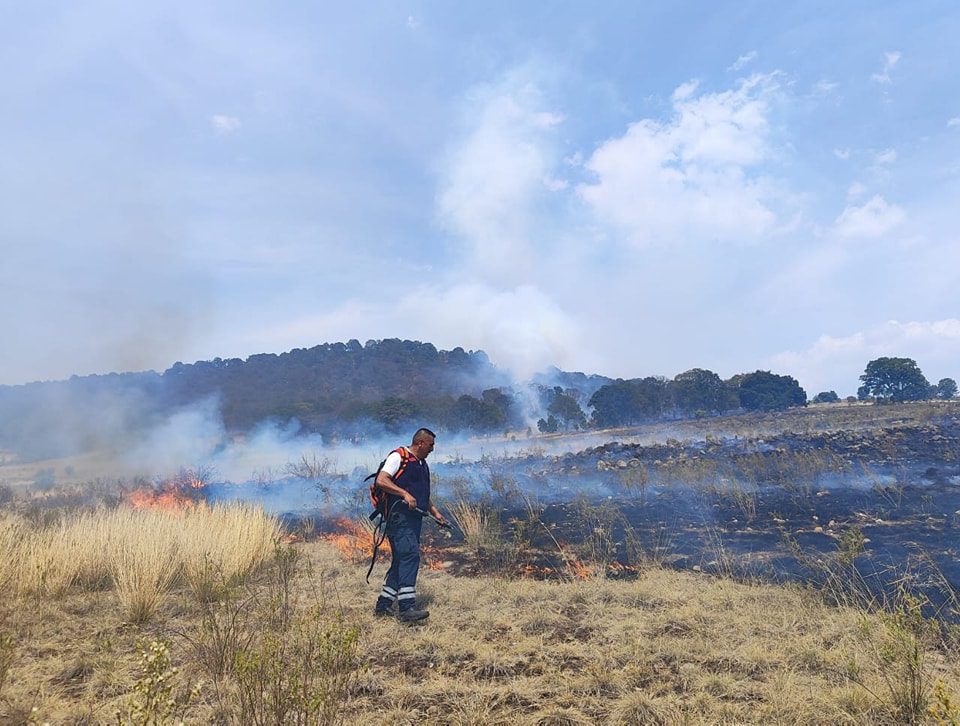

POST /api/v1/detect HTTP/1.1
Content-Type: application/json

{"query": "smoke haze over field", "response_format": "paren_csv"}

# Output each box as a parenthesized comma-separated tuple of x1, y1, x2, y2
(2, 3, 959, 395)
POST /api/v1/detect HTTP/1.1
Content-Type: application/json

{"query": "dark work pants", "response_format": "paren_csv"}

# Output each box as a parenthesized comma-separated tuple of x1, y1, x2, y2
(375, 507, 423, 611)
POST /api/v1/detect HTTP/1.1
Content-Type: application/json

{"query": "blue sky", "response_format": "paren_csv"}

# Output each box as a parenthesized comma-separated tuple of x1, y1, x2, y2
(2, 1, 959, 396)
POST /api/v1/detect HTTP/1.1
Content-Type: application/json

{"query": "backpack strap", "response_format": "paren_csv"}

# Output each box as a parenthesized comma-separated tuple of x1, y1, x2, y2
(392, 446, 413, 481)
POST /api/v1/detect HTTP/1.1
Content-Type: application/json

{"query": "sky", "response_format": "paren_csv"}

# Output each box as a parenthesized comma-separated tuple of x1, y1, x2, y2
(2, 1, 959, 397)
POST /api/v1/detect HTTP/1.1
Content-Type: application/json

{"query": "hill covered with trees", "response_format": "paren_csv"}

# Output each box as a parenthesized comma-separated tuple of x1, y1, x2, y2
(1, 340, 954, 461)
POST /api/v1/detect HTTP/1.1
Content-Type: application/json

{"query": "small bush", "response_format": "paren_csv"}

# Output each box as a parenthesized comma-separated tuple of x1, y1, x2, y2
(234, 607, 360, 725)
(117, 639, 199, 724)
(852, 592, 941, 724)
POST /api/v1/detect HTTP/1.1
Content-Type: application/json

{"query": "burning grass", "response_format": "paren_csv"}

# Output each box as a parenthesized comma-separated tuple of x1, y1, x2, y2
(323, 516, 389, 564)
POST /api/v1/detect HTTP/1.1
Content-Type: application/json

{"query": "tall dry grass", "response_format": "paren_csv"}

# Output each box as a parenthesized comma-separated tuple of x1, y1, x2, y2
(1, 504, 279, 622)
(449, 498, 499, 549)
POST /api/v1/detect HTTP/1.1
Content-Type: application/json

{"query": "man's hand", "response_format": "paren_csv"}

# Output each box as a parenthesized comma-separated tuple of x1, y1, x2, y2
(403, 492, 418, 509)
(429, 506, 448, 528)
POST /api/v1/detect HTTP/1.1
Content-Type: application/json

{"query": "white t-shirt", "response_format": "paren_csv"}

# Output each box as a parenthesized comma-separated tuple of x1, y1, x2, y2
(381, 449, 405, 477)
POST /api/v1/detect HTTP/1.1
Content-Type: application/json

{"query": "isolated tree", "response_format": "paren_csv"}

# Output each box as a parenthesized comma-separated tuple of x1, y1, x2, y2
(812, 390, 840, 404)
(859, 357, 931, 402)
(735, 371, 807, 411)
(936, 377, 958, 400)
(537, 415, 559, 433)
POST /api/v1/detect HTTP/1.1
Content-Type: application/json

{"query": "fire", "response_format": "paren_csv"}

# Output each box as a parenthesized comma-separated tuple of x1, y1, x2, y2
(564, 556, 592, 580)
(125, 487, 202, 512)
(520, 560, 591, 580)
(422, 544, 446, 571)
(322, 517, 447, 570)
(606, 561, 640, 576)
(323, 517, 389, 564)
(123, 467, 211, 512)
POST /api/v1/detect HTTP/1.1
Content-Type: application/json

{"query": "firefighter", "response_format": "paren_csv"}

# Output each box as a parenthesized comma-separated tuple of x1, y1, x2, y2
(372, 427, 447, 622)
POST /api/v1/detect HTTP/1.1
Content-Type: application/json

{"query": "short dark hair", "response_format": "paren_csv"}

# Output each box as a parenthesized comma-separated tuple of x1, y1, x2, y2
(412, 427, 436, 445)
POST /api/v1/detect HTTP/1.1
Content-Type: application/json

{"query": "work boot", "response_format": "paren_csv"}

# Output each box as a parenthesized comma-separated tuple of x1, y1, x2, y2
(373, 603, 395, 618)
(397, 607, 429, 623)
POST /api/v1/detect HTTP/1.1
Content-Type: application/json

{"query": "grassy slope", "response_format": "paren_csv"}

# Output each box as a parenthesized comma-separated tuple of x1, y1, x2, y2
(316, 544, 959, 725)
(6, 538, 957, 724)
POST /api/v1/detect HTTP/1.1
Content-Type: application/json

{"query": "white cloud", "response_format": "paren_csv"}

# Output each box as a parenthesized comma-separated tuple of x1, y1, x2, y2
(871, 50, 901, 84)
(671, 79, 700, 101)
(577, 74, 784, 247)
(834, 195, 905, 238)
(847, 181, 866, 200)
(210, 114, 241, 133)
(948, 117, 960, 128)
(874, 148, 897, 164)
(811, 79, 839, 95)
(542, 175, 568, 192)
(728, 51, 758, 72)
(768, 319, 960, 395)
(437, 73, 564, 278)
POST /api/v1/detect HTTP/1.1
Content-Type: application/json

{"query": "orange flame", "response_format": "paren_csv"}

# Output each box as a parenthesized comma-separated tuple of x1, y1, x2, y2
(123, 468, 210, 512)
(322, 517, 447, 570)
(322, 517, 389, 564)
(564, 556, 592, 580)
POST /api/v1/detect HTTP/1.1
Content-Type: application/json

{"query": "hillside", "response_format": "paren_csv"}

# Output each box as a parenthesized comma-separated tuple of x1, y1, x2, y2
(0, 340, 520, 459)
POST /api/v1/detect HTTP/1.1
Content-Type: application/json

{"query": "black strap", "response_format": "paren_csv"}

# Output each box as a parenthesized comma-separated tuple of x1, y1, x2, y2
(365, 499, 393, 583)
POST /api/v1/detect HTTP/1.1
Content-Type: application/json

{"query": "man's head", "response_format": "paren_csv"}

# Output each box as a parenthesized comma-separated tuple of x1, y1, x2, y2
(410, 427, 436, 459)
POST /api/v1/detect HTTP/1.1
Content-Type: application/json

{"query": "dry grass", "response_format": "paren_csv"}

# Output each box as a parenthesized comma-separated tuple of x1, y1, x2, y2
(302, 543, 960, 725)
(2, 536, 959, 723)
(0, 504, 279, 620)
(450, 498, 499, 548)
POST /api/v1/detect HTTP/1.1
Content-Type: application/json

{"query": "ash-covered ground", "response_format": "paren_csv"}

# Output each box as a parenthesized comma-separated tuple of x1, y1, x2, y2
(418, 409, 960, 609)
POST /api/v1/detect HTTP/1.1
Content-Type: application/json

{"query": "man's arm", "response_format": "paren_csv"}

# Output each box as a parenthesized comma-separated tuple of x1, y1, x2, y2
(374, 470, 417, 509)
(427, 502, 448, 527)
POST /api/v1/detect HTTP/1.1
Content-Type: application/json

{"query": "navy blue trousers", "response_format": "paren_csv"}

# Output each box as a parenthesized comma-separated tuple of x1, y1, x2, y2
(375, 507, 423, 611)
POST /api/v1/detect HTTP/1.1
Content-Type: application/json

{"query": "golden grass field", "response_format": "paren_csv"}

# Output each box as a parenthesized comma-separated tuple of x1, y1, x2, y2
(1, 503, 959, 724)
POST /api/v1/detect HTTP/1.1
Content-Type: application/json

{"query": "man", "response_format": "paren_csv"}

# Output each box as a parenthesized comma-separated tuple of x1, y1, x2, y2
(373, 427, 447, 622)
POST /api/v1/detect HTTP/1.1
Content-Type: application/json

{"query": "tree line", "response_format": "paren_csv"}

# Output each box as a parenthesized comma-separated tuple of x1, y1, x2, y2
(0, 341, 955, 459)
(538, 368, 807, 431)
